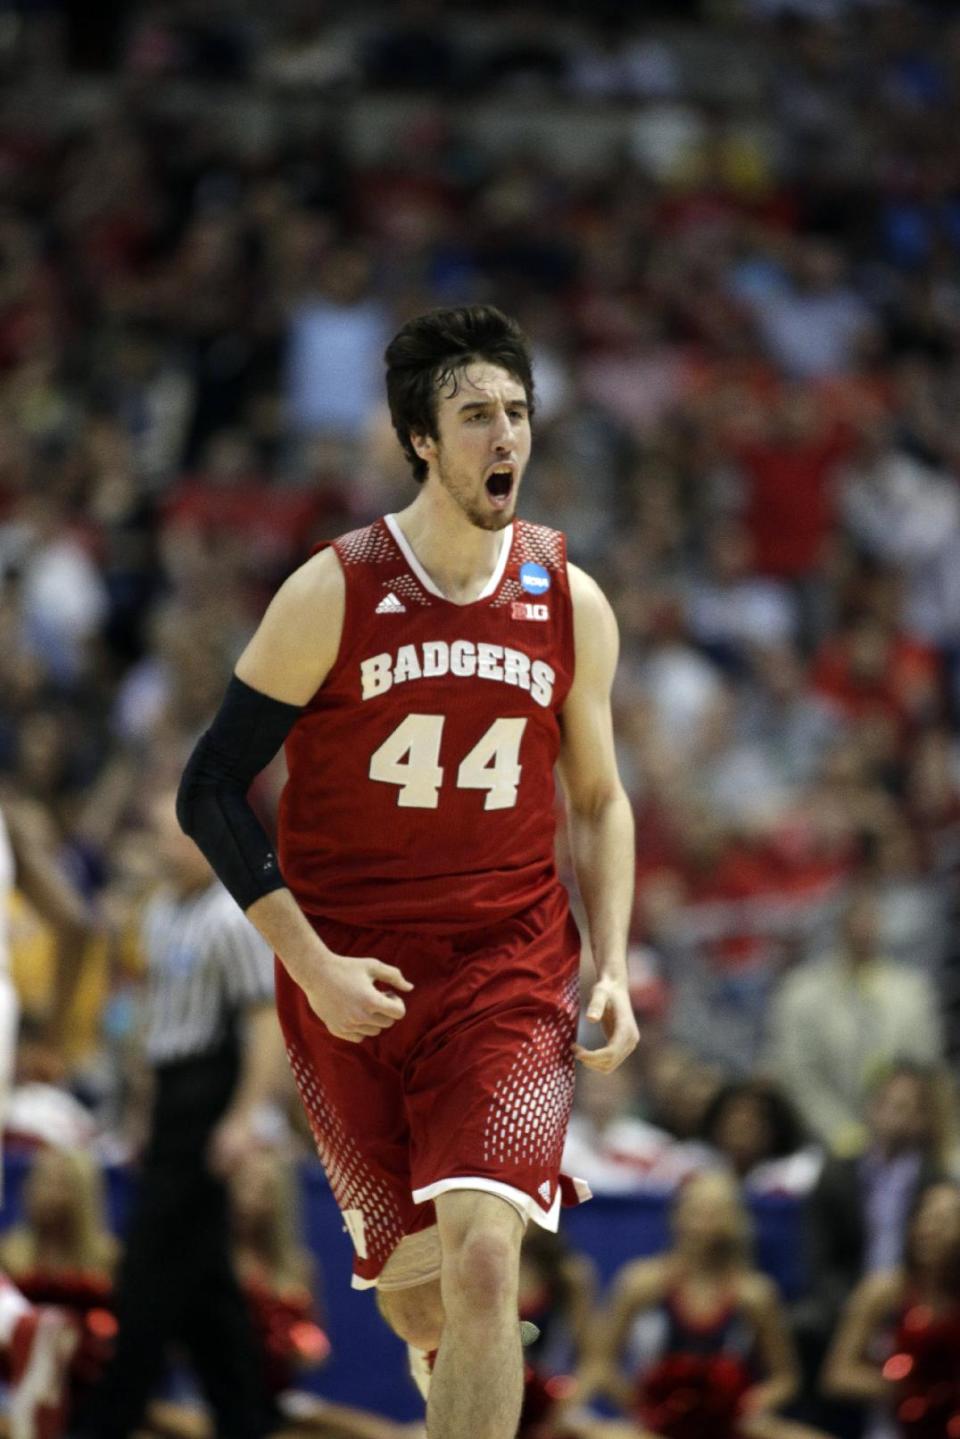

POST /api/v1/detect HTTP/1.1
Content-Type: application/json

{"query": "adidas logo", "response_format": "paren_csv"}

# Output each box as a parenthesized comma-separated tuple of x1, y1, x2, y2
(538, 1180, 552, 1203)
(375, 592, 406, 614)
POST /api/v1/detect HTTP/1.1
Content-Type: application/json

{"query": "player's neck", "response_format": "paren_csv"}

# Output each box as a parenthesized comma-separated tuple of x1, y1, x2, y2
(392, 492, 512, 604)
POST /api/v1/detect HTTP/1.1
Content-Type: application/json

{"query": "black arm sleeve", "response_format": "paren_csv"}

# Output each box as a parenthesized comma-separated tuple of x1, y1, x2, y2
(176, 675, 303, 912)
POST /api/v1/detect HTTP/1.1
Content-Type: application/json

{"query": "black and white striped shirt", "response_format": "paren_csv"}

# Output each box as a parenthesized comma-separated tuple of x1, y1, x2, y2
(142, 881, 274, 1065)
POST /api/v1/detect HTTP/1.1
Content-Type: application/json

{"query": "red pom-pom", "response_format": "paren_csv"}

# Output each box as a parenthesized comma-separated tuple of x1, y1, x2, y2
(887, 1304, 960, 1439)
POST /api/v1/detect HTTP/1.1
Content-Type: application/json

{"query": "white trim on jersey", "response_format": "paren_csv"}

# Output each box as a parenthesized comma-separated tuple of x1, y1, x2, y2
(384, 514, 514, 604)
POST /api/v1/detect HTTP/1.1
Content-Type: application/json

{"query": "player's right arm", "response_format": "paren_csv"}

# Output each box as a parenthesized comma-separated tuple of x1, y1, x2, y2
(177, 550, 412, 1043)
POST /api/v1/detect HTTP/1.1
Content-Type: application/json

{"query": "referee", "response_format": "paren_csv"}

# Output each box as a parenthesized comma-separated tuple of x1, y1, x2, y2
(83, 791, 286, 1439)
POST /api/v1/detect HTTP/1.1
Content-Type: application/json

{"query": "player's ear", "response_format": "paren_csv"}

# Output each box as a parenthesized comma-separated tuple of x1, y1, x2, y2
(410, 431, 436, 464)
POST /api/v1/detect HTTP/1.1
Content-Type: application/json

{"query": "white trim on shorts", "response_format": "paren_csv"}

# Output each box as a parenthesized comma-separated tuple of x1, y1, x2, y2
(349, 1177, 563, 1290)
(412, 1176, 563, 1231)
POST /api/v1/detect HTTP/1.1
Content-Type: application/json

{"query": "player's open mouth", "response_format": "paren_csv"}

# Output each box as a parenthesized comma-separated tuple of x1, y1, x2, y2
(485, 467, 514, 508)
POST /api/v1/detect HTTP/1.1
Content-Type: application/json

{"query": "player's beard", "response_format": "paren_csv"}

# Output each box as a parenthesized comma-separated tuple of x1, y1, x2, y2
(435, 448, 516, 532)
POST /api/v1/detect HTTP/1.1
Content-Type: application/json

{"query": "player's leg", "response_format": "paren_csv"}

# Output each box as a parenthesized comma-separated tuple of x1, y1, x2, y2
(427, 1189, 526, 1439)
(376, 1273, 444, 1402)
(376, 1279, 443, 1351)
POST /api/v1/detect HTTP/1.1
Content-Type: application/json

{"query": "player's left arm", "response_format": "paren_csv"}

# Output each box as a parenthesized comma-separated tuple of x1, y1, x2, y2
(557, 564, 638, 1073)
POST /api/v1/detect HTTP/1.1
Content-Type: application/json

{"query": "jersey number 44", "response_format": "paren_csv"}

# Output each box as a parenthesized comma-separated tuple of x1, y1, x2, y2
(369, 714, 527, 811)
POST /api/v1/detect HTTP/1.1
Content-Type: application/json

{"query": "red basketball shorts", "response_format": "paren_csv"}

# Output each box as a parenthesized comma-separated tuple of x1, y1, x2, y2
(274, 886, 587, 1288)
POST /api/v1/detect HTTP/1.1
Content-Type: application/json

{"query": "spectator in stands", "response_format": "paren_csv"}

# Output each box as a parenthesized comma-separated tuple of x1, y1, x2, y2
(699, 1079, 821, 1197)
(0, 1146, 116, 1434)
(839, 418, 960, 652)
(575, 1171, 808, 1439)
(791, 1060, 954, 1433)
(801, 1062, 952, 1341)
(230, 1147, 331, 1409)
(822, 1180, 960, 1434)
(0, 1145, 116, 1281)
(729, 643, 843, 796)
(765, 885, 944, 1150)
(723, 387, 853, 590)
(744, 240, 877, 383)
(518, 1227, 597, 1395)
(640, 1041, 725, 1145)
(283, 246, 389, 448)
(685, 519, 799, 673)
(563, 1064, 707, 1195)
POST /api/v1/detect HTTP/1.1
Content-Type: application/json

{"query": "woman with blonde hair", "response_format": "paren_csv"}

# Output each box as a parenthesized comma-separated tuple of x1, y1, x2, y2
(572, 1172, 823, 1439)
(231, 1147, 315, 1300)
(0, 1146, 117, 1281)
(0, 1144, 118, 1433)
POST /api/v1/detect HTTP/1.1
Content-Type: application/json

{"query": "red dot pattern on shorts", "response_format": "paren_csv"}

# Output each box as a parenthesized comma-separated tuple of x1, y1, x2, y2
(287, 1043, 406, 1266)
(482, 973, 579, 1169)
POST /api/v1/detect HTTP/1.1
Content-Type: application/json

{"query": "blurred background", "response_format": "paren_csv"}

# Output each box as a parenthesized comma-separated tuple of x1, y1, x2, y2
(3, 0, 960, 1434)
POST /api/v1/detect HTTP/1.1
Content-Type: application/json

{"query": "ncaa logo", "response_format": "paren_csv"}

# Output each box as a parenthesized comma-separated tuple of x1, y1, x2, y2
(519, 562, 550, 596)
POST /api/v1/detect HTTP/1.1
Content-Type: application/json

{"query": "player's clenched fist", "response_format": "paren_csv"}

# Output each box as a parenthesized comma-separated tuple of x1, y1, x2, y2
(305, 950, 413, 1043)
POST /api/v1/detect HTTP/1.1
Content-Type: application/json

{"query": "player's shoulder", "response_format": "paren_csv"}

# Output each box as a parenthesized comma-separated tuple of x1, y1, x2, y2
(264, 545, 345, 631)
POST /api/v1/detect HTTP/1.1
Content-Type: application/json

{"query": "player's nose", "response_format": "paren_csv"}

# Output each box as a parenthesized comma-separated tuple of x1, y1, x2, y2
(490, 405, 517, 446)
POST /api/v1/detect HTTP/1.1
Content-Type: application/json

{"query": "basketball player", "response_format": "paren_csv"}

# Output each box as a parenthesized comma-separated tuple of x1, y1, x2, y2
(0, 797, 90, 1437)
(177, 305, 639, 1439)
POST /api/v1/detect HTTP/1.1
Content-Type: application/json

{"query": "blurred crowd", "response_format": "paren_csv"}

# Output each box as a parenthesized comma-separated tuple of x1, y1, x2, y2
(3, 0, 960, 1433)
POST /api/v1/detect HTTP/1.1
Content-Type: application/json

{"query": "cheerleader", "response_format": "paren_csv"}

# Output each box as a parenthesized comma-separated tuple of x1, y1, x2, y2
(573, 1173, 823, 1439)
(822, 1180, 960, 1438)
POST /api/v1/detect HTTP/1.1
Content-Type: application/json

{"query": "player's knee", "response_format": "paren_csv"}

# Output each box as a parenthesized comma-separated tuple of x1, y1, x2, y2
(443, 1226, 519, 1316)
(377, 1281, 444, 1350)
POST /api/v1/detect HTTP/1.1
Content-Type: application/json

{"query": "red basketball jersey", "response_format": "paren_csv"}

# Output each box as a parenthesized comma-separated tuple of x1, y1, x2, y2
(277, 514, 576, 931)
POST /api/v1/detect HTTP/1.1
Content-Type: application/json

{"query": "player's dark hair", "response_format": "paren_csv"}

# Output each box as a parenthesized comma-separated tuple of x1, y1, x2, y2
(384, 305, 535, 483)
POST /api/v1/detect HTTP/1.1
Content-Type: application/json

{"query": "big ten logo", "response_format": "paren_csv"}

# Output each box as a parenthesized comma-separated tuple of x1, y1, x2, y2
(511, 601, 549, 621)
